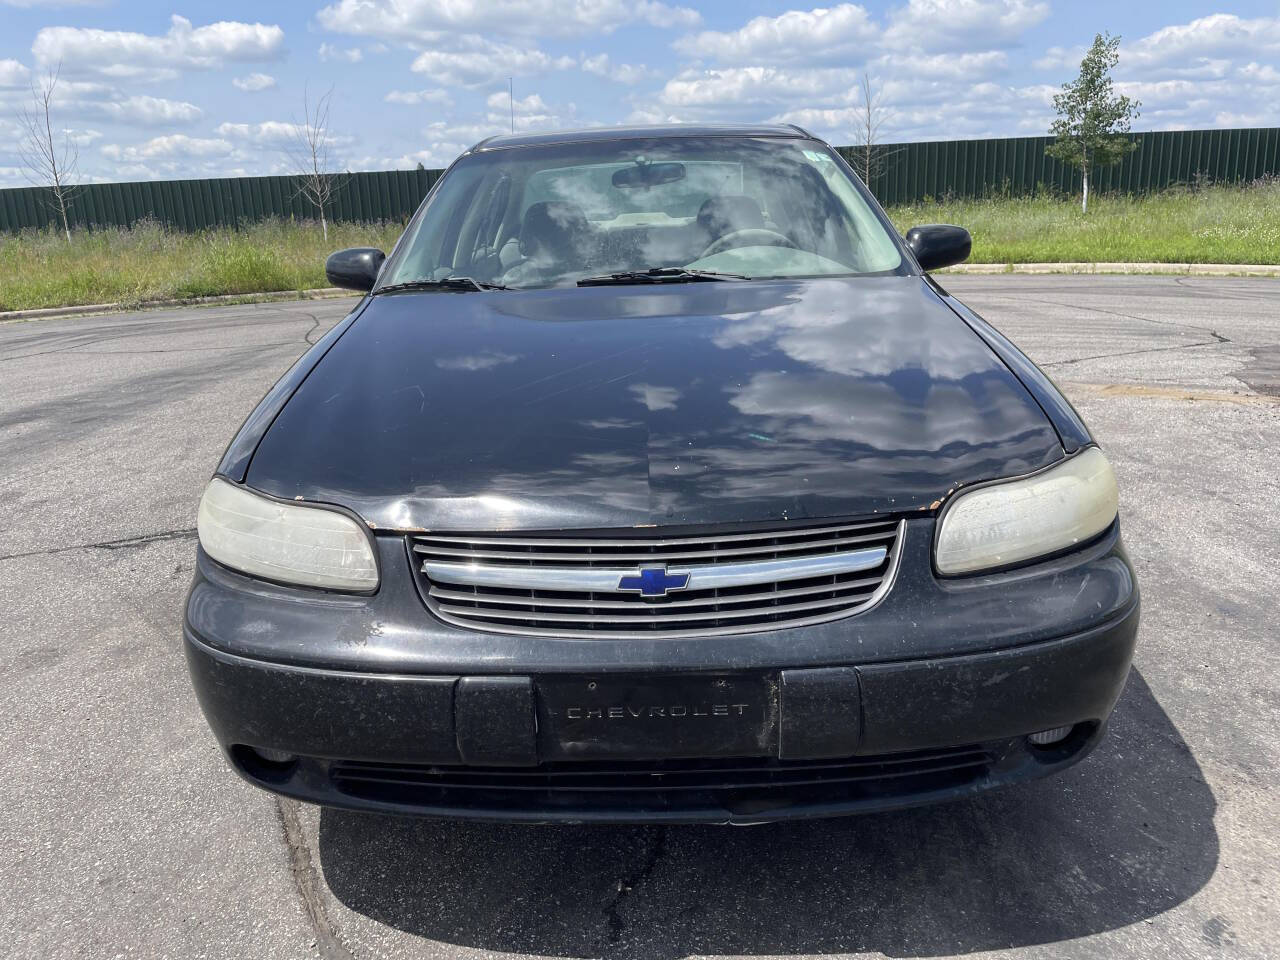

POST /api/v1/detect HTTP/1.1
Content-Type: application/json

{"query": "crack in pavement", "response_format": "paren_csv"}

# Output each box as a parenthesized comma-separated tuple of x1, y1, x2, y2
(1042, 337, 1229, 368)
(1173, 276, 1280, 303)
(0, 310, 331, 363)
(975, 293, 1234, 343)
(274, 798, 357, 960)
(66, 341, 303, 356)
(603, 827, 667, 948)
(301, 312, 323, 345)
(0, 527, 197, 562)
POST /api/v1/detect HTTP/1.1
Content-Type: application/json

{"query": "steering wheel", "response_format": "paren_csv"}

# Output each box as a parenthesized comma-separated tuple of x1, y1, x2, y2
(699, 228, 798, 259)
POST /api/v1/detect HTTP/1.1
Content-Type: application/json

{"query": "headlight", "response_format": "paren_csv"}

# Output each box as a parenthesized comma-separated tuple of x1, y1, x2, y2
(196, 478, 379, 591)
(935, 447, 1118, 575)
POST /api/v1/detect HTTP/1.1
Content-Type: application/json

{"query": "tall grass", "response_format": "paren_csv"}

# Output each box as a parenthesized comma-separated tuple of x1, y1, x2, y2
(886, 180, 1280, 265)
(1, 182, 1276, 312)
(0, 218, 404, 311)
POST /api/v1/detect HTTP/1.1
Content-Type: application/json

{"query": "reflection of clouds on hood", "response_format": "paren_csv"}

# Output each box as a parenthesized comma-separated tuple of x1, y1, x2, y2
(730, 370, 1050, 451)
(578, 417, 642, 430)
(642, 368, 1059, 515)
(630, 383, 682, 411)
(713, 278, 989, 381)
(462, 450, 651, 515)
(434, 350, 520, 371)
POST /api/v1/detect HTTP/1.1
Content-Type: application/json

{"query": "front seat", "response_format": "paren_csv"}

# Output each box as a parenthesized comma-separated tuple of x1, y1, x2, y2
(518, 201, 591, 265)
(695, 195, 765, 243)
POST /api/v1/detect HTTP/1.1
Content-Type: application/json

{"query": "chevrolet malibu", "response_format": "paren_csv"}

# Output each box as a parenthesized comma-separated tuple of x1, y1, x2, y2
(184, 124, 1139, 823)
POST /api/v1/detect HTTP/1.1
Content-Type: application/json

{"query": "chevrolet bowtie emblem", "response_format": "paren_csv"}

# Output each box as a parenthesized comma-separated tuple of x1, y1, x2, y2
(617, 566, 690, 597)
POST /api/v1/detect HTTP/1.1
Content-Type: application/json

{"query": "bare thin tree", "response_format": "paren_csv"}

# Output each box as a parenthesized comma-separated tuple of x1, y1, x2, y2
(16, 64, 78, 243)
(287, 86, 345, 242)
(850, 72, 893, 190)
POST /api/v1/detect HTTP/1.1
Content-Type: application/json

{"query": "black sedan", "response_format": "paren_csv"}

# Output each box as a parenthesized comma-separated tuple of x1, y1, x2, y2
(184, 124, 1138, 824)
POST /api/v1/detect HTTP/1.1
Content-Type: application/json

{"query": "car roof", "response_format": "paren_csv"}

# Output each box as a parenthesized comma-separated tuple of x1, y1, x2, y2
(469, 123, 814, 153)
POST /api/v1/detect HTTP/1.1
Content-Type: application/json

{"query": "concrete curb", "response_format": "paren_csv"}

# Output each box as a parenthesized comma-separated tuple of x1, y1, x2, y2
(0, 287, 359, 324)
(941, 262, 1280, 277)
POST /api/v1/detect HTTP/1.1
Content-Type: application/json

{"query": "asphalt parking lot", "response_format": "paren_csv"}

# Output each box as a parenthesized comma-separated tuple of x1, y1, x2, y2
(2, 275, 1277, 959)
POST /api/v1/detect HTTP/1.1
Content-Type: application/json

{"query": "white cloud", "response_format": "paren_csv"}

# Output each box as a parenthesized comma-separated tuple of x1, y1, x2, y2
(410, 39, 575, 85)
(1239, 61, 1280, 85)
(581, 53, 650, 84)
(32, 15, 285, 74)
(674, 4, 877, 64)
(101, 134, 232, 161)
(232, 72, 276, 92)
(1034, 45, 1082, 71)
(92, 95, 202, 125)
(883, 0, 1048, 52)
(385, 88, 453, 106)
(318, 42, 363, 63)
(876, 50, 1007, 80)
(93, 64, 180, 82)
(381, 100, 579, 169)
(387, 138, 475, 170)
(659, 66, 859, 109)
(0, 59, 31, 87)
(1125, 14, 1280, 74)
(316, 0, 699, 40)
(485, 91, 550, 113)
(216, 120, 302, 144)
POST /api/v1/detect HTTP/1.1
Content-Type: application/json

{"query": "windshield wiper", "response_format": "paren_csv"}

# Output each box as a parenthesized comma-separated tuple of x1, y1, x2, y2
(374, 276, 508, 294)
(577, 267, 749, 287)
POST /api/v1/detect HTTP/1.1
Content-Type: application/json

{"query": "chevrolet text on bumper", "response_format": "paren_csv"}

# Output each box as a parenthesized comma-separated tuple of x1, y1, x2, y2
(184, 125, 1139, 824)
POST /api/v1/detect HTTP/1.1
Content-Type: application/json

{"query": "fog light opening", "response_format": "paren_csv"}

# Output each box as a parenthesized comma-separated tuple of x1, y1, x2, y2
(1028, 725, 1074, 746)
(251, 746, 297, 764)
(230, 744, 301, 785)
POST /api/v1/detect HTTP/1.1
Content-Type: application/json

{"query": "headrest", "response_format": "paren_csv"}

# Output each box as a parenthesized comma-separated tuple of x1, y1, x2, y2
(696, 195, 765, 237)
(519, 201, 590, 261)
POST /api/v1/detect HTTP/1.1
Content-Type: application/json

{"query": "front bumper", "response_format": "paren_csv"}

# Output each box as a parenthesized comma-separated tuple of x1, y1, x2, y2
(182, 518, 1139, 824)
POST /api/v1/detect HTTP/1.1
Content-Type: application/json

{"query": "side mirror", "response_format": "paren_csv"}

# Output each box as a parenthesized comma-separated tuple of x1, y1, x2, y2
(904, 224, 971, 273)
(325, 247, 386, 291)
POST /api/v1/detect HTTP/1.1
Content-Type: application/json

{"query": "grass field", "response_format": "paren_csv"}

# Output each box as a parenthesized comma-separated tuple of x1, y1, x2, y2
(886, 180, 1280, 265)
(0, 219, 404, 312)
(1, 182, 1276, 312)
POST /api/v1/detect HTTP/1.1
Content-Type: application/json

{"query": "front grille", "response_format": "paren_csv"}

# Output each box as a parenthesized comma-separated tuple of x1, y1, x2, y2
(329, 746, 995, 813)
(410, 517, 903, 637)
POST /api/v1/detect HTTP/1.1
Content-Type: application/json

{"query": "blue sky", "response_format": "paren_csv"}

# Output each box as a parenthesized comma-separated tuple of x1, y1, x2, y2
(0, 1, 1277, 184)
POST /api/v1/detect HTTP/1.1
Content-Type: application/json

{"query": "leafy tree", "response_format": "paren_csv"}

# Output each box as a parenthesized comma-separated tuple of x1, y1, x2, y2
(1046, 32, 1140, 213)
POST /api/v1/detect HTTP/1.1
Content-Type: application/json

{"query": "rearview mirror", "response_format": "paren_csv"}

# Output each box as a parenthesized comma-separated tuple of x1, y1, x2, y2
(904, 224, 971, 273)
(612, 162, 686, 189)
(325, 247, 386, 291)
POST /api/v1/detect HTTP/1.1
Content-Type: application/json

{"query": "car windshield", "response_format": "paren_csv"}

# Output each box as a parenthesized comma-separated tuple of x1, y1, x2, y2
(382, 136, 903, 290)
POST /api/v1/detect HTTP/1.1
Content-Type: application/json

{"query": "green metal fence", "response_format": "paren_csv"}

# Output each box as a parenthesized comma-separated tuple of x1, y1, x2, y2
(1, 127, 1276, 233)
(0, 167, 443, 233)
(838, 127, 1280, 205)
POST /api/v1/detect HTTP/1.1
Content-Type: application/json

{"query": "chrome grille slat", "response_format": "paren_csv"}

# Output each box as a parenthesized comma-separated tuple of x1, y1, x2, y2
(426, 575, 884, 610)
(411, 529, 893, 564)
(413, 519, 896, 550)
(424, 547, 887, 592)
(433, 592, 878, 625)
(411, 518, 904, 638)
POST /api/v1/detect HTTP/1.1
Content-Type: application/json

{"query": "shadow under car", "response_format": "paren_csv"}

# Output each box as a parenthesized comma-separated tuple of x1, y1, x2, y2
(316, 670, 1217, 958)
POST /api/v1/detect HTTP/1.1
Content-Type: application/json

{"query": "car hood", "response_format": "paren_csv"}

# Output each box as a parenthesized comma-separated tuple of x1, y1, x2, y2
(245, 276, 1063, 531)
